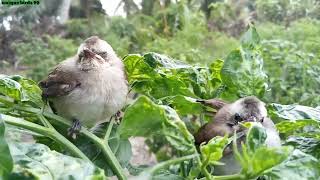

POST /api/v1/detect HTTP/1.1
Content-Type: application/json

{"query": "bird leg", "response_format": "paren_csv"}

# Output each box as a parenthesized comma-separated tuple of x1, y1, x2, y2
(115, 111, 123, 124)
(68, 118, 82, 139)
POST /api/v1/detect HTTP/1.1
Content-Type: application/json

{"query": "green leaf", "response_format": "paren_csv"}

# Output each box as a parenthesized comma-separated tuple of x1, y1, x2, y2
(285, 136, 320, 159)
(220, 26, 268, 100)
(240, 25, 261, 49)
(119, 96, 196, 153)
(8, 143, 105, 180)
(161, 95, 204, 116)
(200, 136, 228, 165)
(124, 53, 223, 99)
(10, 75, 43, 107)
(0, 75, 23, 102)
(119, 96, 166, 138)
(246, 124, 267, 153)
(269, 103, 320, 122)
(248, 146, 292, 176)
(235, 125, 292, 178)
(161, 106, 195, 153)
(263, 150, 320, 179)
(276, 119, 319, 135)
(0, 114, 13, 178)
(0, 75, 43, 108)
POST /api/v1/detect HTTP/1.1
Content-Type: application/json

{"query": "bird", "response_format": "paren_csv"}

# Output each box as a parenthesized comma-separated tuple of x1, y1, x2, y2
(195, 96, 281, 175)
(39, 36, 128, 138)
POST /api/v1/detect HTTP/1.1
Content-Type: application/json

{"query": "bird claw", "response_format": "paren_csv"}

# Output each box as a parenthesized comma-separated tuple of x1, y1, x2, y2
(114, 111, 123, 124)
(68, 119, 82, 139)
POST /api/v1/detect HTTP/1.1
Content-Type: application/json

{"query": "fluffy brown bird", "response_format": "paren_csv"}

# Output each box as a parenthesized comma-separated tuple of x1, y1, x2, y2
(195, 96, 281, 175)
(39, 36, 128, 138)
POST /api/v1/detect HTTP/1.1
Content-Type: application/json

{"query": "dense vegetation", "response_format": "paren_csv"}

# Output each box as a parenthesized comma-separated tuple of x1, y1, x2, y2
(0, 0, 320, 179)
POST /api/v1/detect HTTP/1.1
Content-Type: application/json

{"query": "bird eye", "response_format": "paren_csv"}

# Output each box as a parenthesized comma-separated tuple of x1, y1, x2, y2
(234, 113, 242, 122)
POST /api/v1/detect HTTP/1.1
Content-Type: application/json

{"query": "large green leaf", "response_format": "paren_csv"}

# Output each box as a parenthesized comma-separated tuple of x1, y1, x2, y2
(263, 150, 320, 180)
(161, 95, 204, 116)
(234, 125, 292, 178)
(276, 119, 319, 136)
(269, 103, 320, 122)
(8, 143, 105, 180)
(161, 105, 195, 154)
(285, 136, 320, 159)
(0, 114, 13, 178)
(246, 124, 267, 153)
(10, 75, 43, 107)
(270, 103, 320, 139)
(0, 75, 43, 108)
(220, 26, 268, 100)
(124, 53, 223, 99)
(200, 136, 228, 165)
(119, 96, 166, 138)
(119, 96, 196, 154)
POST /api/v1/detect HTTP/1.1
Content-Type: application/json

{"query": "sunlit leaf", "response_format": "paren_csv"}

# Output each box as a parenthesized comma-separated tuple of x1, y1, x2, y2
(200, 136, 228, 165)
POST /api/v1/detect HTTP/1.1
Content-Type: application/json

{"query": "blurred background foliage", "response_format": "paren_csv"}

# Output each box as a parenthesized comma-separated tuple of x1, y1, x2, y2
(0, 0, 319, 108)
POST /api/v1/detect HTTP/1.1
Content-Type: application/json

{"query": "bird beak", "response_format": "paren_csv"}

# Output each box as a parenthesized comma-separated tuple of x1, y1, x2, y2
(83, 48, 95, 59)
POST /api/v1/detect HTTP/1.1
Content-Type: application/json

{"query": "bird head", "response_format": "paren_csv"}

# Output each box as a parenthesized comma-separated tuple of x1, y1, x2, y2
(76, 36, 117, 71)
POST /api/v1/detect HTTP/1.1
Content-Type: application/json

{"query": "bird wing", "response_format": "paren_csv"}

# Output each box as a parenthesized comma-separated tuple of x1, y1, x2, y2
(39, 67, 81, 98)
(196, 99, 228, 110)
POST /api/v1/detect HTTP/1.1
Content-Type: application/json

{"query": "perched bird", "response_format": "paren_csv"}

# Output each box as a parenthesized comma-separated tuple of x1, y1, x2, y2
(39, 36, 128, 138)
(195, 96, 281, 175)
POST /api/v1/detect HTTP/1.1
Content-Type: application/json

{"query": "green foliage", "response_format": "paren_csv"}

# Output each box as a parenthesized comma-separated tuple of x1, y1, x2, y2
(0, 75, 42, 107)
(8, 143, 105, 180)
(0, 115, 13, 178)
(0, 24, 320, 179)
(220, 26, 268, 100)
(269, 103, 320, 148)
(230, 125, 292, 178)
(200, 136, 228, 165)
(124, 52, 223, 99)
(256, 19, 320, 106)
(256, 0, 320, 24)
(1, 1, 320, 178)
(263, 149, 320, 179)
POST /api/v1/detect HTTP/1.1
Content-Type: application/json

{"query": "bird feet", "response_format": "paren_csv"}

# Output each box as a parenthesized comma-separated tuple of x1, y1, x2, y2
(115, 111, 123, 124)
(68, 118, 82, 139)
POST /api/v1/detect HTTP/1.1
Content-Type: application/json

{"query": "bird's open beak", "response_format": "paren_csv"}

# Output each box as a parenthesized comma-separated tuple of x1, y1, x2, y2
(247, 116, 257, 122)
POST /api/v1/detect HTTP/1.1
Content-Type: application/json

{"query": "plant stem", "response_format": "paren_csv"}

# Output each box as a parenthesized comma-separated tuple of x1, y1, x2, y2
(14, 105, 127, 180)
(1, 114, 90, 161)
(149, 154, 198, 175)
(197, 155, 212, 180)
(83, 129, 126, 180)
(212, 173, 245, 180)
(104, 117, 115, 142)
